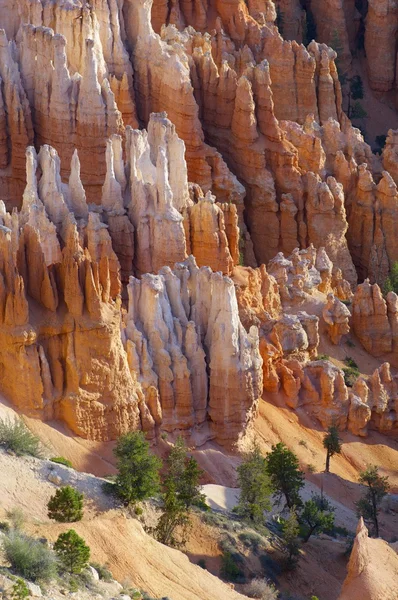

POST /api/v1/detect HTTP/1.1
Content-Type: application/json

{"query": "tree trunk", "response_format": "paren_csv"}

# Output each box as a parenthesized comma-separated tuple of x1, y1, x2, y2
(325, 451, 330, 473)
(303, 526, 316, 543)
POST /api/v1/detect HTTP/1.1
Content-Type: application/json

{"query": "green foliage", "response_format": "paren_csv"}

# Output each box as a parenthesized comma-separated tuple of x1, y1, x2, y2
(238, 531, 263, 553)
(114, 431, 162, 506)
(345, 357, 358, 370)
(345, 339, 355, 348)
(235, 442, 272, 523)
(356, 465, 390, 537)
(316, 354, 329, 361)
(220, 551, 243, 582)
(2, 531, 57, 582)
(342, 358, 359, 387)
(300, 495, 335, 543)
(47, 486, 84, 523)
(349, 101, 367, 120)
(323, 425, 342, 473)
(383, 261, 398, 296)
(6, 508, 25, 531)
(50, 457, 73, 468)
(282, 508, 300, 568)
(54, 529, 90, 575)
(154, 480, 191, 548)
(164, 437, 205, 510)
(0, 521, 10, 533)
(90, 562, 113, 582)
(266, 443, 304, 510)
(0, 418, 42, 458)
(350, 75, 364, 100)
(10, 578, 30, 600)
(154, 439, 204, 547)
(244, 577, 279, 600)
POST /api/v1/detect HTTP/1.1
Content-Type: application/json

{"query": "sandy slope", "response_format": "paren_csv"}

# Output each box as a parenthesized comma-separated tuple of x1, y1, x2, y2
(0, 448, 247, 600)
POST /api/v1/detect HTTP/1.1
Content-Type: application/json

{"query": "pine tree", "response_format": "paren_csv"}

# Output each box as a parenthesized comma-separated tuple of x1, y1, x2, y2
(282, 508, 300, 568)
(235, 442, 272, 523)
(266, 443, 304, 510)
(356, 466, 390, 537)
(154, 437, 204, 547)
(165, 436, 205, 509)
(54, 529, 90, 575)
(114, 431, 162, 506)
(300, 495, 335, 542)
(323, 425, 342, 473)
(47, 486, 84, 523)
(154, 482, 190, 547)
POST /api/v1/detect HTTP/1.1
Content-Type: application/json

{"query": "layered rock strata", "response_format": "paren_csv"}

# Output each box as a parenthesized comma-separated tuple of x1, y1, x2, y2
(0, 125, 259, 445)
(0, 0, 382, 275)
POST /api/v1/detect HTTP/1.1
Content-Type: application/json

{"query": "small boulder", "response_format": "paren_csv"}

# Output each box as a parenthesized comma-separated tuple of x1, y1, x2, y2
(48, 472, 63, 485)
(27, 581, 42, 597)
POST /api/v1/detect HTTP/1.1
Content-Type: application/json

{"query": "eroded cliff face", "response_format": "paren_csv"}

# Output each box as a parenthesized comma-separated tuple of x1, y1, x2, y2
(0, 0, 387, 279)
(0, 113, 261, 446)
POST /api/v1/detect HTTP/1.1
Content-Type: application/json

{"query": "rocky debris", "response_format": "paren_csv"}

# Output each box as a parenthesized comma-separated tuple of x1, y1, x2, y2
(322, 293, 351, 344)
(339, 518, 398, 600)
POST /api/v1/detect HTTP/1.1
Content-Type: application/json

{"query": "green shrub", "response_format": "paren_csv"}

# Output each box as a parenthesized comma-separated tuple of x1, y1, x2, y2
(220, 551, 243, 582)
(0, 521, 10, 532)
(2, 531, 57, 582)
(54, 529, 90, 575)
(343, 359, 359, 387)
(50, 457, 73, 468)
(316, 354, 329, 361)
(244, 577, 279, 600)
(344, 357, 359, 370)
(383, 261, 398, 295)
(114, 431, 161, 506)
(343, 368, 358, 387)
(259, 554, 281, 581)
(68, 577, 79, 593)
(90, 562, 113, 582)
(134, 505, 143, 516)
(47, 486, 84, 523)
(10, 578, 30, 600)
(0, 418, 42, 458)
(238, 531, 263, 553)
(6, 508, 25, 531)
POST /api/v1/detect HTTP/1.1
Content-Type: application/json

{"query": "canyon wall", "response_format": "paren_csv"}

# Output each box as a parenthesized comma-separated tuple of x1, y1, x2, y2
(1, 0, 398, 445)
